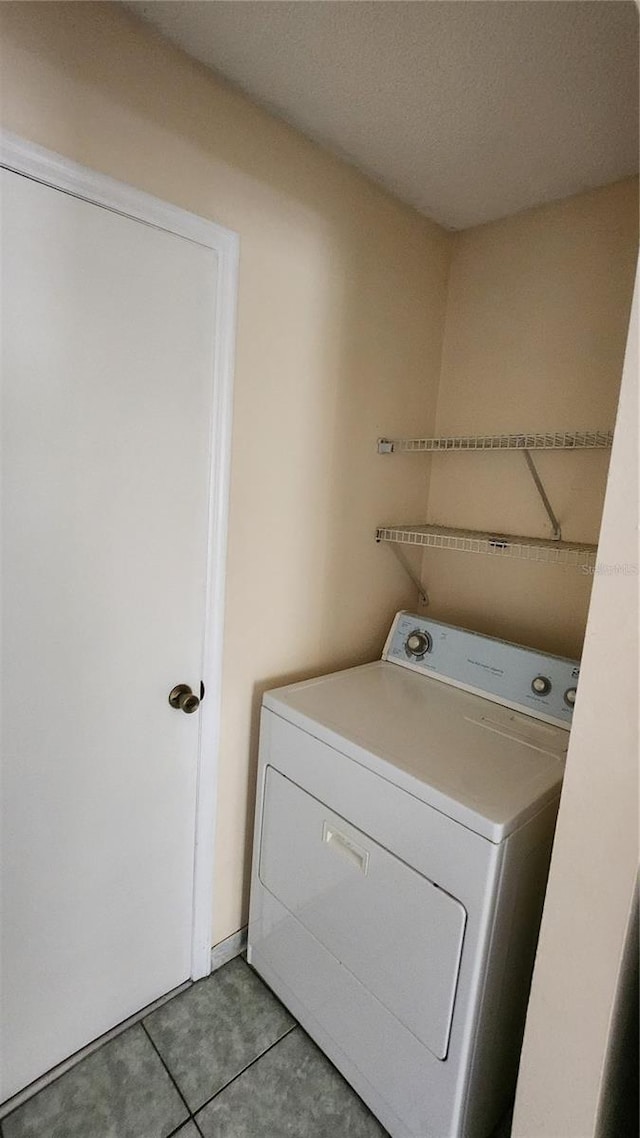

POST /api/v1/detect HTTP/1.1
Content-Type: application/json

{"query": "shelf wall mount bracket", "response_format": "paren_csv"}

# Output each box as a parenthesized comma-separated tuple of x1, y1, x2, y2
(522, 449, 562, 541)
(380, 538, 429, 605)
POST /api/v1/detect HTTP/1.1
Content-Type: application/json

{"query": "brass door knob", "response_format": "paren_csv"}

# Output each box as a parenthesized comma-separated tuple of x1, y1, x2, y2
(168, 684, 200, 714)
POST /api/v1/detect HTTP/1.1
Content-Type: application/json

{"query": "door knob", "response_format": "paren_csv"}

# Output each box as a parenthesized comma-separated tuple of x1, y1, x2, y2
(168, 684, 200, 714)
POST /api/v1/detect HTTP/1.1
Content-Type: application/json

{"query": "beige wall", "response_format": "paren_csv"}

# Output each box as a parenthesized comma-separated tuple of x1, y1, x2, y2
(0, 2, 450, 942)
(425, 181, 638, 659)
(512, 268, 638, 1138)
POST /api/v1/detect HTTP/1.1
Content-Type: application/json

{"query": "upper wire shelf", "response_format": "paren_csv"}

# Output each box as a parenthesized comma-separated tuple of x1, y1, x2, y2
(377, 429, 613, 454)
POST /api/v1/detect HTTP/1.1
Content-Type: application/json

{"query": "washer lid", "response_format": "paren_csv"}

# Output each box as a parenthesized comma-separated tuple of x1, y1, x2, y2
(263, 661, 568, 842)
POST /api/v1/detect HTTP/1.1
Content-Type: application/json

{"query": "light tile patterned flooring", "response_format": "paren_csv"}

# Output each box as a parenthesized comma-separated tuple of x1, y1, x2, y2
(1, 956, 513, 1138)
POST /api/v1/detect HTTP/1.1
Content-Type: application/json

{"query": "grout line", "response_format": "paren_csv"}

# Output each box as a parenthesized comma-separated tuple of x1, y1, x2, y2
(141, 1021, 194, 1125)
(192, 1024, 298, 1121)
(165, 1122, 194, 1138)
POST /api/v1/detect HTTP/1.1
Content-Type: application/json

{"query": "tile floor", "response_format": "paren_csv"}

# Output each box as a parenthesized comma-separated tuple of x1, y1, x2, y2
(0, 956, 513, 1138)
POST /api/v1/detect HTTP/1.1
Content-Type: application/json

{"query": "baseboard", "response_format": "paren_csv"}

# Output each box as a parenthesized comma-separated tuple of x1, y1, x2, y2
(210, 926, 248, 972)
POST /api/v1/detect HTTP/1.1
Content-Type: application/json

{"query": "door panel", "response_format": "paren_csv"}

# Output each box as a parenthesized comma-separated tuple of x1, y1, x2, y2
(1, 169, 217, 1099)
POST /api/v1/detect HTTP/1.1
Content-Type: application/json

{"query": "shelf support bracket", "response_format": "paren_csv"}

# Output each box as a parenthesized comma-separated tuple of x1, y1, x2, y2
(377, 438, 395, 454)
(522, 449, 562, 541)
(387, 542, 429, 606)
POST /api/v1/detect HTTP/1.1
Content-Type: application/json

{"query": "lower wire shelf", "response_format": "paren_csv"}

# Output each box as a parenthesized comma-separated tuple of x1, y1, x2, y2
(376, 524, 598, 568)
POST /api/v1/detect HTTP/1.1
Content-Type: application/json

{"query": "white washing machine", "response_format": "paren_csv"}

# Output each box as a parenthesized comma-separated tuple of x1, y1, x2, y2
(247, 613, 579, 1138)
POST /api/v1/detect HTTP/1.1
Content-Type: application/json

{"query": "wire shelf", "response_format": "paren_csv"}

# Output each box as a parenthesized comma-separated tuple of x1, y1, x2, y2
(377, 430, 613, 454)
(376, 524, 598, 567)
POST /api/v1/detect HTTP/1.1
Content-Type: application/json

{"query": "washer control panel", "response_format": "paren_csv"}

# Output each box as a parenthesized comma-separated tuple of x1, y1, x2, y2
(383, 612, 580, 729)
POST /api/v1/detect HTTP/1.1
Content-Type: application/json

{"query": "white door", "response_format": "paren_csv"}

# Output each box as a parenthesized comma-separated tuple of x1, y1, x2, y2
(1, 165, 223, 1100)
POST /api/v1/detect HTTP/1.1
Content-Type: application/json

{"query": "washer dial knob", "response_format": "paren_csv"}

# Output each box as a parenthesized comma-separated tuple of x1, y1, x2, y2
(564, 687, 577, 707)
(405, 630, 432, 659)
(531, 675, 552, 696)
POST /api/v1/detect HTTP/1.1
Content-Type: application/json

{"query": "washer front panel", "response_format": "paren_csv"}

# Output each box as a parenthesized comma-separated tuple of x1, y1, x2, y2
(259, 766, 467, 1060)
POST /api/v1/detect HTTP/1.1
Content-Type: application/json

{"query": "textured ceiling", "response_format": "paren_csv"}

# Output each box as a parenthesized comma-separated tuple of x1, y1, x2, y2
(126, 1, 639, 229)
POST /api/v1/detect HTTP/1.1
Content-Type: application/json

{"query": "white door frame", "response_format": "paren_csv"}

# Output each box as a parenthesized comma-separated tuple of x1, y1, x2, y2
(0, 130, 239, 981)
